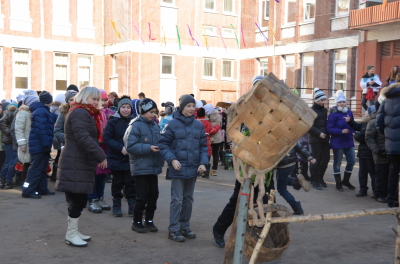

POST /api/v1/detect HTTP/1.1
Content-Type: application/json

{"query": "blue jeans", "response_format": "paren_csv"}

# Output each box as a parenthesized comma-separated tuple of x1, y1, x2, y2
(276, 165, 298, 207)
(22, 152, 50, 196)
(88, 174, 107, 201)
(332, 147, 356, 174)
(0, 144, 18, 183)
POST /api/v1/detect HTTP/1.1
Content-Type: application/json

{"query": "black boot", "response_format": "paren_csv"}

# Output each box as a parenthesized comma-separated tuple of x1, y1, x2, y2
(312, 181, 322, 190)
(0, 178, 5, 189)
(127, 198, 135, 217)
(144, 220, 158, 232)
(342, 171, 356, 190)
(319, 174, 327, 188)
(112, 198, 122, 217)
(5, 182, 13, 189)
(131, 221, 147, 233)
(290, 201, 304, 215)
(15, 176, 23, 186)
(334, 173, 343, 191)
(50, 163, 58, 182)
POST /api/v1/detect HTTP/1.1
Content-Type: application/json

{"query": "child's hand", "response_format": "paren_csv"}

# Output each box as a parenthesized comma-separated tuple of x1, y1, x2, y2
(99, 159, 108, 170)
(343, 115, 351, 123)
(319, 133, 326, 139)
(197, 164, 206, 173)
(121, 147, 128, 155)
(172, 159, 181, 170)
(310, 159, 316, 164)
(150, 146, 160, 152)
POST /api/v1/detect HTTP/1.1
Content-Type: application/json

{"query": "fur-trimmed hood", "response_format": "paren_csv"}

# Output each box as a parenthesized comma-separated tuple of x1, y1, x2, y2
(19, 104, 30, 112)
(59, 103, 70, 116)
(329, 106, 349, 114)
(381, 82, 400, 98)
(362, 115, 371, 123)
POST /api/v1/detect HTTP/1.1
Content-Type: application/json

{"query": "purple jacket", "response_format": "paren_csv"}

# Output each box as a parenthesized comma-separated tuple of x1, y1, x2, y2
(326, 107, 355, 150)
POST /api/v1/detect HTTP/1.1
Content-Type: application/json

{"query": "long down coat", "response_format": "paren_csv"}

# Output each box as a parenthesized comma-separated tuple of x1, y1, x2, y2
(15, 105, 32, 163)
(55, 108, 106, 194)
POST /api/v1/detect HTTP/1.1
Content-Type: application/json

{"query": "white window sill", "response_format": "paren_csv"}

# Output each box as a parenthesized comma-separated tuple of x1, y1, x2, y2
(203, 33, 218, 37)
(222, 36, 236, 39)
(52, 23, 72, 27)
(160, 75, 177, 80)
(281, 23, 296, 29)
(299, 20, 315, 26)
(331, 14, 349, 20)
(77, 25, 96, 30)
(300, 95, 313, 99)
(161, 4, 178, 9)
(109, 75, 118, 79)
(202, 77, 217, 81)
(9, 16, 33, 22)
(221, 78, 236, 82)
(222, 12, 237, 17)
(203, 9, 219, 14)
(254, 27, 269, 33)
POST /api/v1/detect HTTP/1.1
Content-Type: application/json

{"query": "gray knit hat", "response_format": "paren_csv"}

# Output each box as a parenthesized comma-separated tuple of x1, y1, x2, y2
(65, 90, 77, 103)
(23, 96, 39, 107)
(314, 88, 327, 102)
(179, 94, 195, 110)
(118, 97, 133, 112)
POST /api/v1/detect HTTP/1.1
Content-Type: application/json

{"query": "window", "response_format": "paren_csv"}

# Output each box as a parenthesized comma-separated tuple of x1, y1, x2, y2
(223, 0, 234, 13)
(9, 0, 32, 32)
(259, 0, 270, 28)
(52, 0, 71, 36)
(78, 55, 92, 89)
(222, 28, 235, 38)
(204, 0, 216, 11)
(283, 55, 295, 88)
(204, 25, 217, 36)
(285, 0, 296, 24)
(259, 59, 268, 76)
(222, 60, 233, 80)
(77, 0, 95, 39)
(301, 53, 314, 98)
(304, 0, 315, 21)
(333, 49, 348, 93)
(112, 55, 118, 76)
(203, 58, 215, 78)
(162, 0, 173, 3)
(336, 0, 349, 16)
(161, 55, 174, 75)
(54, 53, 69, 91)
(14, 49, 30, 90)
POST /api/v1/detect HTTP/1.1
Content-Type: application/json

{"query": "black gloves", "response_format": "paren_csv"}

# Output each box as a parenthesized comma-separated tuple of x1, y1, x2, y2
(43, 146, 51, 154)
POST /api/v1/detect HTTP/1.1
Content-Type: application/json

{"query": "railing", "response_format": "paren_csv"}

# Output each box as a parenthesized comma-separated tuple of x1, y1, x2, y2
(349, 1, 400, 29)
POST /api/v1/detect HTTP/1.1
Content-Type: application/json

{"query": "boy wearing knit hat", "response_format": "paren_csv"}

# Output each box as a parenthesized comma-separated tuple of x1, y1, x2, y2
(360, 65, 382, 111)
(22, 91, 55, 199)
(124, 98, 164, 233)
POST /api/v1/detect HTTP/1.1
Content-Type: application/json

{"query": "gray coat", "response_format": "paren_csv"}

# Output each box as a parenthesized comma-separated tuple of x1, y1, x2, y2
(123, 116, 164, 176)
(365, 112, 389, 164)
(10, 109, 18, 151)
(50, 102, 62, 150)
(54, 104, 68, 144)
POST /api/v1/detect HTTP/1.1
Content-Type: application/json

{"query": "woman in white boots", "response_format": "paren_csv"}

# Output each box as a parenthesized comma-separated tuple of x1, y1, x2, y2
(55, 87, 108, 247)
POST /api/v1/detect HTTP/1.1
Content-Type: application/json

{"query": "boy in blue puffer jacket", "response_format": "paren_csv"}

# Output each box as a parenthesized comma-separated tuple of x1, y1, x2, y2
(22, 91, 56, 199)
(124, 98, 164, 233)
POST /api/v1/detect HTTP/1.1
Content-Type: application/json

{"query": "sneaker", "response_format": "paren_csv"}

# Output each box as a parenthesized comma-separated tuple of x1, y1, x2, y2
(88, 199, 102, 213)
(168, 231, 185, 242)
(376, 197, 388, 203)
(98, 197, 111, 210)
(131, 222, 147, 233)
(144, 221, 158, 232)
(212, 226, 225, 248)
(181, 229, 196, 239)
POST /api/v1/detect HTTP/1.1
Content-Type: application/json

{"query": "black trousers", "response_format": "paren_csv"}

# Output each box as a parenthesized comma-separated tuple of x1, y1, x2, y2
(375, 163, 389, 199)
(213, 177, 275, 236)
(388, 155, 400, 206)
(111, 170, 136, 199)
(134, 175, 159, 222)
(0, 151, 5, 172)
(211, 143, 223, 170)
(21, 163, 30, 183)
(358, 158, 376, 193)
(310, 143, 330, 182)
(54, 149, 61, 164)
(66, 192, 88, 218)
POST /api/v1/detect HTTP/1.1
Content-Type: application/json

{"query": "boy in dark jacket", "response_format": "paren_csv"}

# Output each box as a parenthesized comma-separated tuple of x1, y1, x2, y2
(124, 98, 164, 233)
(22, 91, 55, 199)
(103, 96, 136, 217)
(308, 88, 330, 190)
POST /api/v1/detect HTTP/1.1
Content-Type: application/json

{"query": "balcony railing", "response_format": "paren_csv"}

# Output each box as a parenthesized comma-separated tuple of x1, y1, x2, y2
(349, 1, 400, 29)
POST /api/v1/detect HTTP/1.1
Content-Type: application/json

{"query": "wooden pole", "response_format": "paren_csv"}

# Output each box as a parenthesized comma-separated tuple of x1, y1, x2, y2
(249, 190, 276, 264)
(223, 194, 240, 264)
(395, 174, 400, 264)
(233, 178, 251, 264)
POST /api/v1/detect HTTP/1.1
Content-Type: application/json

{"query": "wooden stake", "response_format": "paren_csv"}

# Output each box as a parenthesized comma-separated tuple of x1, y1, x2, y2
(223, 194, 240, 264)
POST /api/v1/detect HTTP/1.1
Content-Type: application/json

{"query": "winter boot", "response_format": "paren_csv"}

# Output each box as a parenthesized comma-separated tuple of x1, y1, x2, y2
(112, 198, 122, 217)
(0, 178, 5, 189)
(65, 217, 88, 247)
(295, 174, 310, 192)
(50, 162, 58, 182)
(181, 229, 196, 239)
(290, 201, 304, 215)
(88, 199, 102, 213)
(319, 176, 328, 188)
(342, 171, 356, 190)
(127, 198, 135, 217)
(312, 181, 322, 190)
(131, 221, 147, 233)
(212, 226, 225, 248)
(356, 190, 367, 197)
(15, 175, 23, 186)
(144, 220, 158, 232)
(5, 182, 13, 189)
(334, 173, 343, 191)
(98, 197, 111, 210)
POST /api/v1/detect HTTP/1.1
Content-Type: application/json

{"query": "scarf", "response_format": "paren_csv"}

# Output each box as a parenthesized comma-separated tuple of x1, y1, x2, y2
(69, 103, 103, 142)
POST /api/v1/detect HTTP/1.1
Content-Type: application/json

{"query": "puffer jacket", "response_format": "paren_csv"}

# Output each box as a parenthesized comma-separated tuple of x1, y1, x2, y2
(376, 82, 400, 155)
(326, 107, 356, 150)
(198, 117, 220, 156)
(348, 116, 373, 159)
(124, 115, 164, 176)
(209, 110, 223, 144)
(365, 112, 389, 164)
(296, 133, 310, 162)
(103, 113, 131, 171)
(308, 102, 330, 144)
(54, 104, 69, 144)
(160, 115, 173, 132)
(0, 105, 17, 144)
(10, 109, 19, 151)
(159, 111, 209, 179)
(15, 105, 32, 163)
(28, 102, 55, 154)
(360, 73, 382, 93)
(55, 108, 106, 194)
(277, 142, 313, 168)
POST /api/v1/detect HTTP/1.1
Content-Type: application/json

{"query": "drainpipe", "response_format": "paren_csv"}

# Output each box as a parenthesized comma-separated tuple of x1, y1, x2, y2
(102, 0, 105, 90)
(237, 0, 241, 99)
(40, 0, 45, 91)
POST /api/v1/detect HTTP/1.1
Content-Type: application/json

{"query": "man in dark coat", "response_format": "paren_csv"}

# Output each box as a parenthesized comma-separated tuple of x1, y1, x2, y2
(377, 78, 400, 207)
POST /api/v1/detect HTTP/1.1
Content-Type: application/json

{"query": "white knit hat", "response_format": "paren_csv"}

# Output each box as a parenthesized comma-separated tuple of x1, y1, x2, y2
(195, 99, 203, 109)
(23, 89, 39, 98)
(204, 103, 214, 115)
(335, 90, 346, 104)
(54, 94, 66, 104)
(16, 94, 24, 103)
(314, 88, 327, 102)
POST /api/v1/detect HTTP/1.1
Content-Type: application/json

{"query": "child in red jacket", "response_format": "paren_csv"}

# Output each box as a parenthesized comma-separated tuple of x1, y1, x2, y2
(197, 108, 220, 179)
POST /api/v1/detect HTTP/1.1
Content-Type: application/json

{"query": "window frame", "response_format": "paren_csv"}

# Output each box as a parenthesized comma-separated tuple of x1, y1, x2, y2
(202, 58, 216, 80)
(222, 27, 235, 39)
(160, 54, 175, 78)
(300, 53, 314, 98)
(259, 58, 268, 76)
(77, 54, 93, 90)
(221, 59, 234, 81)
(52, 0, 70, 26)
(258, 0, 270, 31)
(53, 52, 70, 92)
(112, 54, 118, 77)
(335, 0, 350, 17)
(283, 54, 295, 87)
(303, 0, 316, 22)
(203, 25, 217, 37)
(12, 48, 31, 91)
(204, 0, 217, 12)
(284, 0, 297, 25)
(223, 0, 235, 15)
(332, 49, 348, 94)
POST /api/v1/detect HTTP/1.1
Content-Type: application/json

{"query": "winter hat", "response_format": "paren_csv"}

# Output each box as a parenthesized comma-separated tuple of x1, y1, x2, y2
(139, 98, 157, 115)
(132, 99, 141, 117)
(161, 101, 174, 115)
(118, 96, 133, 111)
(252, 75, 264, 87)
(179, 94, 196, 110)
(55, 94, 66, 104)
(16, 94, 24, 103)
(23, 95, 38, 107)
(335, 90, 346, 104)
(113, 97, 120, 107)
(39, 91, 53, 104)
(197, 108, 206, 118)
(2, 102, 9, 111)
(7, 103, 18, 111)
(99, 89, 108, 100)
(367, 105, 376, 116)
(65, 90, 77, 103)
(67, 84, 79, 93)
(204, 103, 214, 115)
(201, 100, 207, 106)
(6, 99, 16, 104)
(314, 88, 327, 102)
(195, 99, 203, 109)
(23, 89, 39, 99)
(366, 65, 374, 71)
(1, 99, 6, 104)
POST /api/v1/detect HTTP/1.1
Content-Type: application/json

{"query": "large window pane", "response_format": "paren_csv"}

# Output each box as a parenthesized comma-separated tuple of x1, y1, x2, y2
(205, 0, 214, 10)
(285, 67, 295, 88)
(335, 49, 348, 61)
(203, 59, 214, 77)
(15, 62, 28, 88)
(260, 59, 268, 76)
(56, 65, 67, 90)
(337, 0, 349, 15)
(287, 0, 296, 24)
(162, 56, 172, 74)
(79, 66, 90, 89)
(335, 63, 347, 91)
(302, 66, 313, 94)
(163, 0, 173, 3)
(224, 0, 233, 12)
(304, 0, 315, 20)
(285, 55, 295, 64)
(222, 61, 232, 78)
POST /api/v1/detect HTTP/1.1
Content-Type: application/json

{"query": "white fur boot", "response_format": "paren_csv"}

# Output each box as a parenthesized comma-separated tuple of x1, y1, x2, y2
(65, 217, 88, 247)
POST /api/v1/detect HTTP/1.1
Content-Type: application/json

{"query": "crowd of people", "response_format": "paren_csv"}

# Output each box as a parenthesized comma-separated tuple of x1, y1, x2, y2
(0, 64, 399, 249)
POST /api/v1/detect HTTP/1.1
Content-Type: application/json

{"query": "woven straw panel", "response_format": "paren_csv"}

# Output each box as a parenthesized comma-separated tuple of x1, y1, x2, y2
(227, 73, 317, 172)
